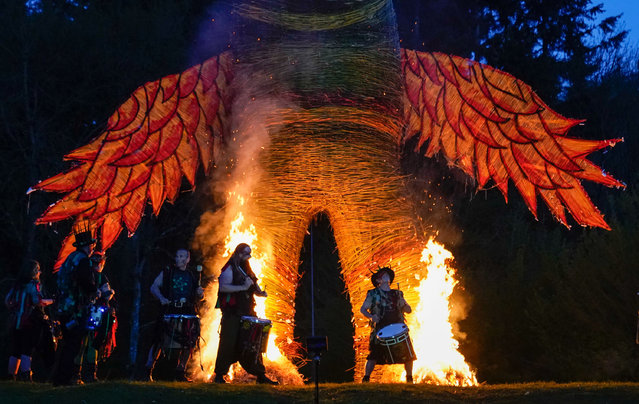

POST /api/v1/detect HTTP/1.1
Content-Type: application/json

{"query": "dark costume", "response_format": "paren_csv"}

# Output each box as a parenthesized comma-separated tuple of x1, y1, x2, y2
(213, 261, 267, 380)
(89, 270, 117, 361)
(365, 287, 410, 364)
(160, 265, 200, 316)
(6, 279, 54, 378)
(76, 264, 118, 382)
(52, 249, 98, 386)
(147, 265, 201, 380)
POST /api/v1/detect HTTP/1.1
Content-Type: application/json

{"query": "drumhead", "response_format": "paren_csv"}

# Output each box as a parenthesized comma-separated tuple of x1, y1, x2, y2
(377, 323, 408, 339)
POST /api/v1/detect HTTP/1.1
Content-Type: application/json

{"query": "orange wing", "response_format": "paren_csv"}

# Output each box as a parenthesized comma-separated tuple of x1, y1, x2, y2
(32, 52, 234, 268)
(401, 49, 624, 229)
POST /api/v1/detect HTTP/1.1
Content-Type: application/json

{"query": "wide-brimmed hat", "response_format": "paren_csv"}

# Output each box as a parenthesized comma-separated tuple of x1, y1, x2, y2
(73, 230, 96, 247)
(371, 266, 394, 288)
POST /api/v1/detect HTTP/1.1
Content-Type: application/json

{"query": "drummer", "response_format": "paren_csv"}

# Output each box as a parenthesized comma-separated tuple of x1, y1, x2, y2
(360, 266, 413, 383)
(74, 250, 116, 383)
(212, 243, 277, 384)
(145, 248, 204, 382)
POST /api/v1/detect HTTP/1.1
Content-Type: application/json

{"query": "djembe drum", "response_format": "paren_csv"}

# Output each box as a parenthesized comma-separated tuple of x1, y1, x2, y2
(238, 316, 272, 363)
(162, 314, 200, 349)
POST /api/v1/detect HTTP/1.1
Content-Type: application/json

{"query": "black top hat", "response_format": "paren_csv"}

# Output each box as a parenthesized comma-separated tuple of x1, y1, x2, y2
(371, 266, 395, 288)
(73, 230, 96, 248)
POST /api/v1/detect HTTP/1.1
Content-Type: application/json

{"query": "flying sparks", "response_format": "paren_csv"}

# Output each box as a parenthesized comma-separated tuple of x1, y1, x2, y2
(195, 191, 304, 384)
(407, 239, 476, 385)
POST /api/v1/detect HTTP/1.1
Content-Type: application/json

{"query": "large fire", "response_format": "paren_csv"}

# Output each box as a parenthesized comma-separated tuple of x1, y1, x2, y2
(194, 193, 476, 385)
(195, 191, 304, 384)
(400, 240, 476, 385)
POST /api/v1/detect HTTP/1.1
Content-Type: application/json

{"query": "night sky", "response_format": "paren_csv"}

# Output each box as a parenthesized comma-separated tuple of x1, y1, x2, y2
(602, 0, 639, 46)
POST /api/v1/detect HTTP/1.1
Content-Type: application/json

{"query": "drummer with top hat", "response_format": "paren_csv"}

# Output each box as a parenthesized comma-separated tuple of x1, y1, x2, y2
(359, 266, 413, 383)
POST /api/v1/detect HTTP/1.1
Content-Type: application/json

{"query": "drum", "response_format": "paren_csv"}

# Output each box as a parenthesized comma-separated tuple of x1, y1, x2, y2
(238, 316, 272, 360)
(162, 314, 200, 349)
(86, 304, 108, 330)
(375, 323, 416, 364)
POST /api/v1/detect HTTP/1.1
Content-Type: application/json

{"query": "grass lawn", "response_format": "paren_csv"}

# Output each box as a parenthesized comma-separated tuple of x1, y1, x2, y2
(2, 381, 639, 403)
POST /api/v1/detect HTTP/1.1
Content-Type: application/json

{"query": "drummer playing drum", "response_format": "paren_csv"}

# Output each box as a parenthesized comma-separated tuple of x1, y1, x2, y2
(145, 248, 204, 382)
(212, 243, 278, 384)
(360, 267, 414, 383)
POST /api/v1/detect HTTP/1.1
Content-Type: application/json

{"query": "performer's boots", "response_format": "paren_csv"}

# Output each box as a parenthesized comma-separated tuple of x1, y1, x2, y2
(84, 363, 98, 383)
(406, 375, 413, 384)
(175, 368, 192, 382)
(361, 375, 370, 383)
(213, 374, 227, 384)
(256, 373, 278, 385)
(72, 364, 84, 385)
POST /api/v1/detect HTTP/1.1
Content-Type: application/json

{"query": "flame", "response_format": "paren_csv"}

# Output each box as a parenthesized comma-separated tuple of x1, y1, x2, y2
(196, 191, 474, 385)
(372, 239, 476, 385)
(196, 191, 303, 384)
(404, 239, 476, 385)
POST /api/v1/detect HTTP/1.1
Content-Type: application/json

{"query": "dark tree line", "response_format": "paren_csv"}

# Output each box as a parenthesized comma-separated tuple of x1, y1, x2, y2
(0, 0, 637, 382)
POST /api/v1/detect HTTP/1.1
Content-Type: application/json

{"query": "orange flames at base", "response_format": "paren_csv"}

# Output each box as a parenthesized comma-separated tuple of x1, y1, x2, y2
(193, 193, 305, 384)
(407, 239, 476, 385)
(193, 191, 475, 385)
(361, 239, 476, 385)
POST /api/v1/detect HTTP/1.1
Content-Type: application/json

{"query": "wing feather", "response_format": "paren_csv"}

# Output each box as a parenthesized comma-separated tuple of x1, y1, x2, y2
(401, 48, 624, 228)
(33, 52, 233, 267)
(148, 164, 165, 215)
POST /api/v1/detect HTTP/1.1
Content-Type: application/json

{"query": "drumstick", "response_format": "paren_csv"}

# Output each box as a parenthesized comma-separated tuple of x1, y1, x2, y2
(196, 265, 203, 286)
(236, 264, 259, 286)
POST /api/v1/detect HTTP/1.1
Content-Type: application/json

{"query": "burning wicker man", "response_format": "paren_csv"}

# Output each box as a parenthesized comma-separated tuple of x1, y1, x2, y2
(212, 243, 278, 384)
(360, 266, 415, 383)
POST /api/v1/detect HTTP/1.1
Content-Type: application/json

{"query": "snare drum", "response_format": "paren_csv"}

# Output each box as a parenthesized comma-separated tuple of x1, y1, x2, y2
(238, 316, 272, 360)
(375, 323, 416, 364)
(162, 314, 200, 349)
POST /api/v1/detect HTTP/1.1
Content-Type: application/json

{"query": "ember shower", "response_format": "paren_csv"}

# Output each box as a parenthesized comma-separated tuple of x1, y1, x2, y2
(33, 0, 622, 384)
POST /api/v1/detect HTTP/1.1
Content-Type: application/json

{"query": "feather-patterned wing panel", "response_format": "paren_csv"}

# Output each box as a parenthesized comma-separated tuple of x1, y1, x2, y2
(401, 49, 623, 229)
(32, 52, 233, 267)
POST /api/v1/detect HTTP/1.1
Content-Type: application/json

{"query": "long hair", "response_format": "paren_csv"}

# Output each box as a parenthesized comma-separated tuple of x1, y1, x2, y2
(223, 243, 256, 279)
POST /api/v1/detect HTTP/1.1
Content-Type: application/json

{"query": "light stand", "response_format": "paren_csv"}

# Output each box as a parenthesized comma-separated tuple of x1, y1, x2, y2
(307, 219, 327, 404)
(306, 336, 328, 404)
